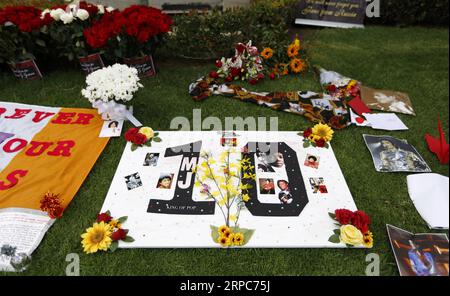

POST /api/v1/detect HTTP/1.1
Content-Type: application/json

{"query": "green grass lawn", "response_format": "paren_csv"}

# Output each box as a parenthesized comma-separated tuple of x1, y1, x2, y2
(1, 26, 448, 276)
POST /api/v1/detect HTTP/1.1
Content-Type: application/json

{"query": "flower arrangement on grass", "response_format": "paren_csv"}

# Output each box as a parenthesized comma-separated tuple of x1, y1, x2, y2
(328, 209, 373, 248)
(194, 149, 256, 247)
(43, 1, 114, 61)
(82, 63, 142, 103)
(300, 123, 334, 148)
(125, 126, 161, 151)
(210, 40, 265, 85)
(40, 192, 64, 219)
(0, 6, 52, 63)
(82, 64, 143, 120)
(261, 37, 307, 80)
(81, 211, 134, 254)
(83, 5, 172, 59)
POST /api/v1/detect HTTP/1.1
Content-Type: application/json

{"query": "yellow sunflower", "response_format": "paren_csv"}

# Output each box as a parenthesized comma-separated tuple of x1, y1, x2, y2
(280, 63, 289, 76)
(289, 58, 305, 74)
(218, 225, 231, 235)
(363, 231, 374, 248)
(232, 233, 245, 246)
(218, 236, 231, 247)
(81, 222, 112, 254)
(311, 123, 334, 142)
(261, 47, 274, 60)
(109, 219, 121, 229)
(287, 44, 299, 58)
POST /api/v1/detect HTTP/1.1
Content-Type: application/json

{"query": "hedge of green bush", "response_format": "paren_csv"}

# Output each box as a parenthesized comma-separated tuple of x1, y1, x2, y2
(368, 0, 449, 26)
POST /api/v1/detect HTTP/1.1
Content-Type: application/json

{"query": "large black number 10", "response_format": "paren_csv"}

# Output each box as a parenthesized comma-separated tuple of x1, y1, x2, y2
(242, 142, 309, 217)
(147, 141, 216, 215)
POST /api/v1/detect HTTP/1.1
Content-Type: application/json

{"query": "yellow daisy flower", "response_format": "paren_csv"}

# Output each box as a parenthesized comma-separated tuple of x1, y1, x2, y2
(229, 214, 237, 222)
(109, 219, 121, 229)
(261, 47, 274, 60)
(289, 58, 305, 74)
(232, 233, 245, 246)
(363, 231, 374, 248)
(242, 194, 250, 202)
(81, 222, 112, 254)
(311, 123, 334, 142)
(218, 225, 230, 235)
(218, 236, 231, 247)
(287, 44, 299, 58)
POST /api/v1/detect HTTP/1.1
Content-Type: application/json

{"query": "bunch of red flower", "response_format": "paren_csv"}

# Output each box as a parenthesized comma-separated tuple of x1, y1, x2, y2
(83, 10, 123, 49)
(0, 6, 52, 32)
(78, 1, 100, 16)
(121, 5, 172, 43)
(96, 212, 128, 241)
(124, 127, 148, 146)
(40, 192, 64, 219)
(334, 209, 371, 233)
(84, 5, 172, 49)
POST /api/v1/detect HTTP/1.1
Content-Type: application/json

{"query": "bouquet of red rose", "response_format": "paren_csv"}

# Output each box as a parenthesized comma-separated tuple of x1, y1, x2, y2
(84, 5, 172, 60)
(328, 209, 374, 248)
(0, 6, 52, 63)
(124, 126, 162, 151)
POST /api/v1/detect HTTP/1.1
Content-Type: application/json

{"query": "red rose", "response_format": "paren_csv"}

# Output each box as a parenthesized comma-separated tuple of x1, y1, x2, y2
(215, 60, 222, 68)
(303, 128, 312, 138)
(225, 75, 233, 83)
(257, 73, 265, 80)
(315, 138, 326, 148)
(249, 79, 258, 85)
(334, 209, 354, 225)
(97, 212, 112, 223)
(327, 84, 337, 93)
(230, 67, 240, 77)
(209, 71, 219, 79)
(269, 73, 276, 80)
(125, 128, 139, 142)
(49, 207, 63, 219)
(236, 43, 246, 54)
(351, 210, 371, 233)
(132, 133, 148, 145)
(111, 228, 128, 241)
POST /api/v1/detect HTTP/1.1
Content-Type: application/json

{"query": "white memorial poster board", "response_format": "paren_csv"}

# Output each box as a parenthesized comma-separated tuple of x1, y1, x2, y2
(101, 131, 358, 248)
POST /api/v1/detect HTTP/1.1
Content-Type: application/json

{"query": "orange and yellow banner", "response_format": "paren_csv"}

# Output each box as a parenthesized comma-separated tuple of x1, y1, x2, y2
(0, 102, 109, 211)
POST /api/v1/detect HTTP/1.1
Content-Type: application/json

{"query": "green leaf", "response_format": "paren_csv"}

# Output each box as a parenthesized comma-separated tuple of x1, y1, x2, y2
(333, 229, 341, 236)
(35, 39, 46, 47)
(131, 144, 138, 152)
(123, 236, 135, 243)
(144, 141, 152, 147)
(328, 234, 341, 244)
(154, 132, 159, 137)
(303, 141, 310, 148)
(109, 241, 119, 252)
(105, 210, 111, 216)
(118, 216, 128, 224)
(328, 212, 336, 219)
(210, 225, 220, 243)
(153, 137, 162, 143)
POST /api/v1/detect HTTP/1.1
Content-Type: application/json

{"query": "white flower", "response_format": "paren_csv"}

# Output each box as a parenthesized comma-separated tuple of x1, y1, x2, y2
(81, 64, 143, 104)
(60, 12, 74, 24)
(97, 4, 105, 14)
(106, 6, 115, 12)
(50, 8, 65, 21)
(41, 9, 50, 19)
(76, 9, 89, 21)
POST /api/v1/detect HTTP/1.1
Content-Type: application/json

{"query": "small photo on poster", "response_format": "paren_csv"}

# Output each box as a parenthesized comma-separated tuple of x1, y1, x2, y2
(143, 153, 159, 167)
(157, 173, 174, 189)
(125, 173, 142, 190)
(311, 98, 334, 111)
(304, 154, 320, 169)
(309, 177, 328, 194)
(99, 120, 124, 138)
(363, 134, 431, 173)
(256, 151, 285, 173)
(277, 180, 293, 204)
(387, 224, 449, 276)
(259, 178, 275, 195)
(221, 138, 237, 147)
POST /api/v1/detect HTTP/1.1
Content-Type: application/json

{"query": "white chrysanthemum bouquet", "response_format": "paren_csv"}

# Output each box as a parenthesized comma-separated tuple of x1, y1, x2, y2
(82, 63, 143, 103)
(82, 64, 143, 121)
